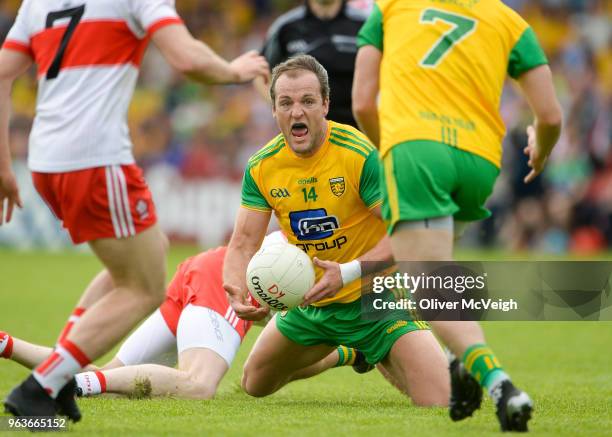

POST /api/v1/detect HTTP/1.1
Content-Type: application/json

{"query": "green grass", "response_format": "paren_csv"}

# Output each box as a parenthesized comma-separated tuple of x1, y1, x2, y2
(1, 247, 611, 436)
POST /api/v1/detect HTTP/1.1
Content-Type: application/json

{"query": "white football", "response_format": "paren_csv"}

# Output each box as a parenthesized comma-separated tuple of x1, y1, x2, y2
(246, 242, 315, 311)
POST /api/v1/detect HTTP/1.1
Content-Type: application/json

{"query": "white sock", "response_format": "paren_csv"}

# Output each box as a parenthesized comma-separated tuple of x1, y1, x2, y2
(33, 342, 88, 398)
(444, 347, 457, 363)
(488, 373, 511, 403)
(75, 371, 105, 396)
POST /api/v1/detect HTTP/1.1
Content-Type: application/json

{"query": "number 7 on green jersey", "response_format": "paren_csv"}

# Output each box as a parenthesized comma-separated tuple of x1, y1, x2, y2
(419, 8, 477, 68)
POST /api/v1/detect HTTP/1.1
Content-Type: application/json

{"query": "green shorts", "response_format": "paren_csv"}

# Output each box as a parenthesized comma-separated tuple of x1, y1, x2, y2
(275, 298, 429, 364)
(380, 140, 500, 234)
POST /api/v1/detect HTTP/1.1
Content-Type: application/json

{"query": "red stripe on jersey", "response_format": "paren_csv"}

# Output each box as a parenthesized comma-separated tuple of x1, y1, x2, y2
(2, 40, 33, 57)
(147, 17, 183, 38)
(30, 20, 148, 77)
(59, 339, 91, 367)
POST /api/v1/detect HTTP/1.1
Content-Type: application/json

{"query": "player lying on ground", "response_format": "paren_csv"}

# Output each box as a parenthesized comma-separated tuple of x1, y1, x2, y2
(0, 233, 372, 399)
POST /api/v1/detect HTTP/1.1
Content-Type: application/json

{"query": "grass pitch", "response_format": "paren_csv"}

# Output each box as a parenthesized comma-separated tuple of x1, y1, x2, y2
(0, 247, 611, 436)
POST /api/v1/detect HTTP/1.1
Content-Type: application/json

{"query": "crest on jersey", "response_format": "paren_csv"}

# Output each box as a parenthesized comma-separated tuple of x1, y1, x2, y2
(329, 177, 345, 197)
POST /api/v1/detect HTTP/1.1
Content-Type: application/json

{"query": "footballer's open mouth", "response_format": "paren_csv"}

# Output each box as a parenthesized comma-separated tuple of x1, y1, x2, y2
(291, 122, 308, 138)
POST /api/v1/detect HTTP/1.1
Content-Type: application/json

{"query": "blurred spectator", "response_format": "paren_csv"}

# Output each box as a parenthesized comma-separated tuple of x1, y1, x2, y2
(479, 0, 611, 253)
(1, 0, 610, 252)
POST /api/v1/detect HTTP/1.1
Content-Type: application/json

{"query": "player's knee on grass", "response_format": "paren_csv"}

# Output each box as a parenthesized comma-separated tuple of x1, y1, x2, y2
(241, 365, 277, 398)
(385, 331, 450, 407)
(404, 368, 449, 407)
(410, 388, 449, 407)
(241, 368, 260, 397)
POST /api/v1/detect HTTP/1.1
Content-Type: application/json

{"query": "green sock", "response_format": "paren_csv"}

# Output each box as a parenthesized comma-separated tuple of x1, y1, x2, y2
(334, 346, 356, 367)
(462, 343, 509, 391)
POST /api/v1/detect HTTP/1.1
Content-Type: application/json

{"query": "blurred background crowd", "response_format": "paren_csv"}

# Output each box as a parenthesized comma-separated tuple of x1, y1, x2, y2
(0, 0, 610, 252)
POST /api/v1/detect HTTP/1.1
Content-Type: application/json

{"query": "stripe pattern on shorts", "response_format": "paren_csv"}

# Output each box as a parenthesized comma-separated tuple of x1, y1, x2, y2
(224, 306, 240, 329)
(105, 165, 136, 238)
(384, 153, 400, 226)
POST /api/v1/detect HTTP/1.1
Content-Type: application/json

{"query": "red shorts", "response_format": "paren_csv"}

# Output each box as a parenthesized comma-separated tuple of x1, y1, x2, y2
(32, 164, 157, 244)
(159, 246, 254, 340)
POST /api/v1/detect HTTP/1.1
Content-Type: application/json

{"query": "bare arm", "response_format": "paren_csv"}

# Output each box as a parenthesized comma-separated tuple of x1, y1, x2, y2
(352, 45, 382, 147)
(223, 207, 272, 321)
(255, 24, 282, 103)
(516, 64, 563, 183)
(152, 25, 269, 85)
(253, 74, 272, 103)
(0, 49, 31, 224)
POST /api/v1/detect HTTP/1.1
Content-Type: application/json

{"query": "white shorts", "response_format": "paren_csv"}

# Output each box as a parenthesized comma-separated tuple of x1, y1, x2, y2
(116, 305, 241, 368)
(116, 309, 177, 367)
(177, 304, 241, 367)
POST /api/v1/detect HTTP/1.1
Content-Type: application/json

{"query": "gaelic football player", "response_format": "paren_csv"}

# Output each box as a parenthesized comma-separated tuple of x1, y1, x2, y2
(223, 55, 449, 406)
(0, 0, 268, 421)
(352, 0, 563, 431)
(0, 233, 371, 399)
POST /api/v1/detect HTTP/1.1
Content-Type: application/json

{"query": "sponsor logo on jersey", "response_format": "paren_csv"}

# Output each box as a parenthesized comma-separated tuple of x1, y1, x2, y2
(289, 208, 339, 240)
(270, 188, 291, 198)
(329, 177, 345, 197)
(298, 177, 318, 185)
(296, 235, 348, 253)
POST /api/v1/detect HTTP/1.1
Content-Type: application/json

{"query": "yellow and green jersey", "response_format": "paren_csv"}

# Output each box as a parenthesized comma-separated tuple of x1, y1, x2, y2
(241, 121, 386, 306)
(357, 0, 548, 167)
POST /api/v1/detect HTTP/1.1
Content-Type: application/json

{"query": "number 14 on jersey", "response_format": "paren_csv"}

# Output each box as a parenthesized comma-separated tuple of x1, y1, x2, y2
(302, 187, 318, 202)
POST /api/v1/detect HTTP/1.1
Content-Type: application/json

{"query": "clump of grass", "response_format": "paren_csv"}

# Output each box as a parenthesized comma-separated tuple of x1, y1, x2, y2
(129, 377, 152, 399)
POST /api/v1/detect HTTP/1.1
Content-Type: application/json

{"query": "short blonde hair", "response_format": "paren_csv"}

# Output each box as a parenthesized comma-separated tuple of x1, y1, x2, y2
(270, 54, 330, 106)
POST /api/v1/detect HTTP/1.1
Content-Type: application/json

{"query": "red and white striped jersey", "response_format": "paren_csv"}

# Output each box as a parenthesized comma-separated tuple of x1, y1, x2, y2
(2, 0, 182, 172)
